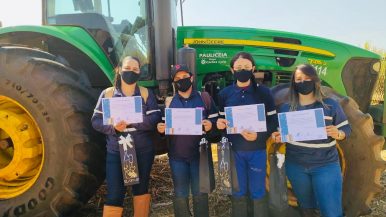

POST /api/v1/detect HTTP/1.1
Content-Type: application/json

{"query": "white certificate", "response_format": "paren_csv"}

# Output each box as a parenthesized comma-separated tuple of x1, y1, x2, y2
(165, 108, 203, 135)
(278, 108, 327, 142)
(224, 104, 267, 134)
(102, 96, 143, 125)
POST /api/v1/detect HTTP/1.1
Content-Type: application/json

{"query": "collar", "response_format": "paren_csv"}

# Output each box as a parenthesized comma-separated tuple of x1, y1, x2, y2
(114, 85, 140, 97)
(232, 82, 256, 93)
(177, 89, 199, 100)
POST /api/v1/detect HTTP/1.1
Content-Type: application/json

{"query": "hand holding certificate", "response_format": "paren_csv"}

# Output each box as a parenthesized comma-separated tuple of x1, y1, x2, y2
(278, 108, 327, 142)
(224, 104, 267, 134)
(165, 108, 203, 135)
(102, 96, 143, 125)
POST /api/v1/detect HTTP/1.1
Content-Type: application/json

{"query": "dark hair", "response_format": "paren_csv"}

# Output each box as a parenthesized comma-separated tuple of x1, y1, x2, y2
(229, 51, 256, 68)
(229, 51, 257, 88)
(113, 56, 141, 90)
(289, 64, 326, 110)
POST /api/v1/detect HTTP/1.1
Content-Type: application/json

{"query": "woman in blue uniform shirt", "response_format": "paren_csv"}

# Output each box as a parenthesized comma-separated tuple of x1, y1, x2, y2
(272, 64, 351, 217)
(91, 56, 161, 217)
(157, 64, 219, 217)
(217, 52, 278, 217)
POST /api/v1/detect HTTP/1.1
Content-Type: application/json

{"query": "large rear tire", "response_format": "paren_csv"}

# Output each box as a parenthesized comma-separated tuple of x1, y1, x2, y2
(0, 46, 105, 217)
(271, 84, 386, 216)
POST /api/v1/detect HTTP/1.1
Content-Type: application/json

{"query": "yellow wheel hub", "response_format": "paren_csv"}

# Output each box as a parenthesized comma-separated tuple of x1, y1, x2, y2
(0, 96, 44, 199)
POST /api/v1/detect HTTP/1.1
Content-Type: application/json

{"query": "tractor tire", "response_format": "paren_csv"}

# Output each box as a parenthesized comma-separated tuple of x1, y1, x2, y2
(271, 83, 386, 217)
(0, 45, 105, 217)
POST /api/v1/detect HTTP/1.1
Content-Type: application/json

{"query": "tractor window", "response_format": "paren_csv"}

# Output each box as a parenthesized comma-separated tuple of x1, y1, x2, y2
(45, 0, 151, 80)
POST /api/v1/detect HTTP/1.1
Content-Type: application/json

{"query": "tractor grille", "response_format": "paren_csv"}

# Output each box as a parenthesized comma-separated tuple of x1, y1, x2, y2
(274, 71, 292, 85)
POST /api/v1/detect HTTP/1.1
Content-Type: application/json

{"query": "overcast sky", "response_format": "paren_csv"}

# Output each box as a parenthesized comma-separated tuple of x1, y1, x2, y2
(0, 0, 385, 50)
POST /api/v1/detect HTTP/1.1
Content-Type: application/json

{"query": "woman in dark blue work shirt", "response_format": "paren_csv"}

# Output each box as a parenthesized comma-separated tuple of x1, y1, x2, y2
(91, 56, 161, 217)
(217, 52, 277, 217)
(157, 64, 219, 217)
(272, 64, 351, 217)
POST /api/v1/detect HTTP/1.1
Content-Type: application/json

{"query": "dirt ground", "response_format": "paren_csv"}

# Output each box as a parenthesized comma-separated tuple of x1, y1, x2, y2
(74, 154, 386, 217)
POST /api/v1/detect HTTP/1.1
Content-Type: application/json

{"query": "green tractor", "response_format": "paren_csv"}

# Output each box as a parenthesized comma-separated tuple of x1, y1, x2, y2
(0, 0, 384, 216)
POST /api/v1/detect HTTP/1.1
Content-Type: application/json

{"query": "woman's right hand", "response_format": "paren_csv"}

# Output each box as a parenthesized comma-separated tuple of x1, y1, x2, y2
(114, 120, 128, 132)
(271, 131, 282, 143)
(157, 122, 166, 134)
(217, 118, 228, 130)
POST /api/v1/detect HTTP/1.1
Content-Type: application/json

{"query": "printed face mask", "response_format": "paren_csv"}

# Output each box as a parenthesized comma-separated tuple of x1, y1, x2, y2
(175, 77, 192, 92)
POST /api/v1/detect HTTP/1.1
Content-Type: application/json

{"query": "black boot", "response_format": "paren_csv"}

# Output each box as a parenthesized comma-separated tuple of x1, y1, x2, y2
(247, 197, 253, 217)
(300, 208, 319, 217)
(173, 197, 190, 217)
(231, 196, 248, 217)
(193, 194, 209, 217)
(253, 196, 269, 217)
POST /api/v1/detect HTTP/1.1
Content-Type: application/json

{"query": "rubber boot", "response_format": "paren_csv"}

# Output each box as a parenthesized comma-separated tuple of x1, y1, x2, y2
(253, 196, 269, 217)
(193, 194, 209, 217)
(247, 197, 253, 217)
(300, 209, 319, 217)
(231, 196, 248, 217)
(173, 197, 190, 217)
(133, 194, 151, 217)
(102, 205, 123, 217)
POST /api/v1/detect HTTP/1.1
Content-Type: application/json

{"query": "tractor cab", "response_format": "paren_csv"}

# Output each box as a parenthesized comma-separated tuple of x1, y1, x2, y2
(41, 0, 177, 94)
(44, 0, 150, 69)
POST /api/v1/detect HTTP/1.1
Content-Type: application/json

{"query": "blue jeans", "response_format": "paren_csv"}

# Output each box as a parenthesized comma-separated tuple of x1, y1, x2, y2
(169, 158, 204, 197)
(286, 161, 343, 217)
(233, 149, 266, 199)
(105, 150, 154, 206)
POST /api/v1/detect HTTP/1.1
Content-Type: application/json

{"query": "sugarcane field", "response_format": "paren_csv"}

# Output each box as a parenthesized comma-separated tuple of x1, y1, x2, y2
(1, 0, 386, 217)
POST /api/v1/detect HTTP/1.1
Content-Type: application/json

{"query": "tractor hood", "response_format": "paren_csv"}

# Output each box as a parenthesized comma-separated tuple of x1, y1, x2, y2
(0, 25, 115, 82)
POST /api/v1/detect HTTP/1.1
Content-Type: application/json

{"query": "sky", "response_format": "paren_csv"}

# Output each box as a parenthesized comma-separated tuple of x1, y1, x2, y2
(0, 0, 385, 50)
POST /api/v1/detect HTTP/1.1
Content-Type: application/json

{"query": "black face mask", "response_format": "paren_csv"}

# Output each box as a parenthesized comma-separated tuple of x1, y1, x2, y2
(234, 69, 253, 82)
(294, 80, 315, 95)
(175, 77, 192, 92)
(121, 71, 140, 85)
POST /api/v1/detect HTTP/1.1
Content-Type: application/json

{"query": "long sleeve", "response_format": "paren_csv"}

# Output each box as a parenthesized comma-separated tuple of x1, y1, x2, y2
(333, 101, 351, 139)
(217, 91, 226, 119)
(131, 90, 162, 131)
(264, 88, 278, 135)
(91, 90, 117, 135)
(205, 95, 221, 143)
(256, 87, 278, 145)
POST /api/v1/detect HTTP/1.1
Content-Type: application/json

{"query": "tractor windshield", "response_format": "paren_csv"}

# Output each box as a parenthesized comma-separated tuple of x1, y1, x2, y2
(45, 0, 151, 73)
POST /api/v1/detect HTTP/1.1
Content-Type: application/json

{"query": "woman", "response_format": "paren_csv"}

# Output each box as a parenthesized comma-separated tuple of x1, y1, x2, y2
(216, 52, 277, 217)
(271, 64, 351, 217)
(91, 56, 161, 217)
(157, 64, 219, 217)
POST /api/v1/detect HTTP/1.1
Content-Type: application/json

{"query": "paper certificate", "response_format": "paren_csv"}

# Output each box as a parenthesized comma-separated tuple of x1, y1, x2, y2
(102, 96, 143, 125)
(224, 104, 267, 134)
(278, 108, 327, 142)
(165, 108, 203, 135)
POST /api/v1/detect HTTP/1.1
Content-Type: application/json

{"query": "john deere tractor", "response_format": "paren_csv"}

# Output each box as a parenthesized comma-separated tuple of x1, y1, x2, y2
(0, 0, 384, 216)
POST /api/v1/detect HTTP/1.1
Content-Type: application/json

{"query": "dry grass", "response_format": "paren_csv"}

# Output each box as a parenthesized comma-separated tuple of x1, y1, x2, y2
(75, 153, 386, 217)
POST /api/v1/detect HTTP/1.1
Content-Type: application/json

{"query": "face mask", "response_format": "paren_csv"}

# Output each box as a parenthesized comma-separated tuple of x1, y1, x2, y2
(121, 71, 140, 84)
(234, 69, 253, 82)
(175, 77, 192, 92)
(294, 80, 315, 95)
